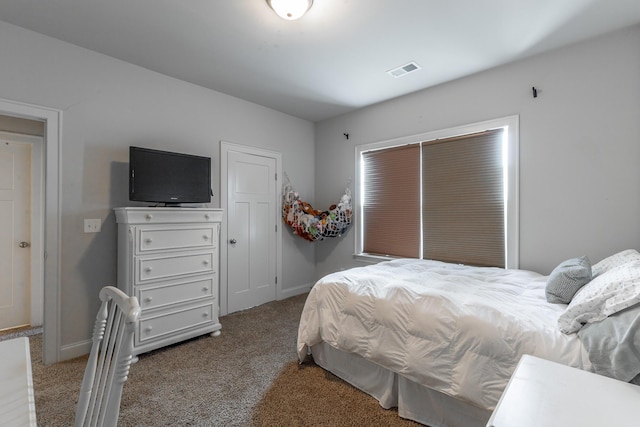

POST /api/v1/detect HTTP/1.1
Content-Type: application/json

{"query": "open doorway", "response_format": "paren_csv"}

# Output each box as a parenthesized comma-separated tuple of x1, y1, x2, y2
(0, 98, 61, 364)
(0, 129, 43, 332)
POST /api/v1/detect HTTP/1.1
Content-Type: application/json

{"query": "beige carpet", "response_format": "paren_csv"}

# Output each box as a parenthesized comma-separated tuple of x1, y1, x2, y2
(29, 293, 421, 426)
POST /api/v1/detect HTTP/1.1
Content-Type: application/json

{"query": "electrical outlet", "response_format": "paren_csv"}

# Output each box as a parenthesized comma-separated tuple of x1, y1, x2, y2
(84, 218, 102, 233)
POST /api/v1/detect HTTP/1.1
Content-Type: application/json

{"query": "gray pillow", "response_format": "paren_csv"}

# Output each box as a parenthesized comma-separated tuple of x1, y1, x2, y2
(545, 256, 592, 304)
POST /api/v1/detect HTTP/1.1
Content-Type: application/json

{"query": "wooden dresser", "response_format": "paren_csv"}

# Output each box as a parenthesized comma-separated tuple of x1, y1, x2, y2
(115, 207, 224, 357)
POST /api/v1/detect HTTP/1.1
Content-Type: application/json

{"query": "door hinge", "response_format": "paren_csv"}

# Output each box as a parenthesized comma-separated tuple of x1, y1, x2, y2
(275, 276, 277, 284)
(275, 224, 277, 232)
(275, 172, 277, 181)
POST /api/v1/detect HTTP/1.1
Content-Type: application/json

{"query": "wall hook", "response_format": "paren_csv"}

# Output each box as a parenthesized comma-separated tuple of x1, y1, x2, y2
(532, 86, 538, 98)
(343, 132, 350, 140)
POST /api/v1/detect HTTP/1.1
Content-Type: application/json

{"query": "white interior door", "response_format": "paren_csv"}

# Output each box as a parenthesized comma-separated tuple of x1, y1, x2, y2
(0, 139, 31, 330)
(226, 149, 278, 313)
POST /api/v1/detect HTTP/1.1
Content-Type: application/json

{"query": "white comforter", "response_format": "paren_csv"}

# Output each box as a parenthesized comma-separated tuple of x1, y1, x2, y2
(297, 259, 592, 410)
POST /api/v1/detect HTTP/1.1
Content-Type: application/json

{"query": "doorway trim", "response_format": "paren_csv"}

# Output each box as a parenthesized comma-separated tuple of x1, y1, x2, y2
(0, 97, 61, 364)
(219, 141, 282, 316)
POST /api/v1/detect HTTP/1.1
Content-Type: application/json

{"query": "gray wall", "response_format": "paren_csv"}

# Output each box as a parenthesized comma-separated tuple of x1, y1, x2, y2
(314, 24, 640, 279)
(3, 18, 640, 358)
(0, 21, 315, 356)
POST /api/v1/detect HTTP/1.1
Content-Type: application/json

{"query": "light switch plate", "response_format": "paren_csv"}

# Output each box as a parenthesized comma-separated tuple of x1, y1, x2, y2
(84, 218, 101, 233)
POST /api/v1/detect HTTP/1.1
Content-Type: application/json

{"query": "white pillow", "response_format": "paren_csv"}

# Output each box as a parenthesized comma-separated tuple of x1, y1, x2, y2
(591, 249, 640, 278)
(558, 260, 640, 334)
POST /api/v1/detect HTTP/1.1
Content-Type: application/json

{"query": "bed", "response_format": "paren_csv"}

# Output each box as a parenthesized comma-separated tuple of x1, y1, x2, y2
(297, 254, 640, 427)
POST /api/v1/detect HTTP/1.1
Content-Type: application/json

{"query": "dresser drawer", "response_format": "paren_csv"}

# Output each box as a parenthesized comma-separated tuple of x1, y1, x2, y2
(136, 252, 214, 284)
(137, 226, 216, 254)
(138, 303, 214, 343)
(116, 208, 223, 224)
(137, 277, 215, 311)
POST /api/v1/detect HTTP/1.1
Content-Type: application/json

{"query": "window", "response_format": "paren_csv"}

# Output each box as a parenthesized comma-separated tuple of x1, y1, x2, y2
(355, 116, 519, 269)
(362, 144, 420, 258)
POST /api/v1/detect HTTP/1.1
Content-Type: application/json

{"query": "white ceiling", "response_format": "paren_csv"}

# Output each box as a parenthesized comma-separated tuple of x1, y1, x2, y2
(1, 0, 640, 122)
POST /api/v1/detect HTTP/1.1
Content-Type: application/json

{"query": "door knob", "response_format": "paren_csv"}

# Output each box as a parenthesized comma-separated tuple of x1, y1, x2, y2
(229, 238, 237, 244)
(19, 241, 31, 248)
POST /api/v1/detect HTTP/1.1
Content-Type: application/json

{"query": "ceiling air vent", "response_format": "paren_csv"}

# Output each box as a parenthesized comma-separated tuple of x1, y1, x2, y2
(387, 61, 421, 78)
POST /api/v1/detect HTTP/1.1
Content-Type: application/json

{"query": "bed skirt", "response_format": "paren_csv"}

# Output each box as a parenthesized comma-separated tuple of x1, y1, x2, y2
(310, 343, 491, 427)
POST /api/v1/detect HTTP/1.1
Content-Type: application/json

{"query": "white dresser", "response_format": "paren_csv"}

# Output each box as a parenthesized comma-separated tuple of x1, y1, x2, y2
(115, 207, 224, 357)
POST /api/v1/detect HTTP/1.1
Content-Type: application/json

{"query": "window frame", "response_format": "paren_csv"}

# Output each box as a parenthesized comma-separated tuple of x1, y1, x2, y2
(354, 115, 519, 269)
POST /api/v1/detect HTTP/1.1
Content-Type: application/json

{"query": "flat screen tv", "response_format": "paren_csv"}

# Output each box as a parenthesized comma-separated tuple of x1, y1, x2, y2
(129, 146, 212, 205)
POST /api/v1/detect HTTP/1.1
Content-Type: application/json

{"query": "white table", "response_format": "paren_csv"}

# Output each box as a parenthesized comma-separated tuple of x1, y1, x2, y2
(0, 337, 37, 426)
(487, 354, 640, 427)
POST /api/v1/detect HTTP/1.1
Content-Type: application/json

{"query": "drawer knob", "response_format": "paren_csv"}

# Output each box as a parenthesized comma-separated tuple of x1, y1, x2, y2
(204, 214, 210, 219)
(202, 235, 209, 241)
(202, 312, 209, 318)
(145, 214, 153, 220)
(145, 238, 153, 244)
(202, 286, 209, 292)
(203, 260, 209, 266)
(145, 267, 153, 273)
(144, 297, 153, 303)
(145, 326, 153, 333)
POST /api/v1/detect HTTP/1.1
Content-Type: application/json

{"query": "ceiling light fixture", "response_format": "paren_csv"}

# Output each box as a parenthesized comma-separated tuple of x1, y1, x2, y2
(266, 0, 313, 20)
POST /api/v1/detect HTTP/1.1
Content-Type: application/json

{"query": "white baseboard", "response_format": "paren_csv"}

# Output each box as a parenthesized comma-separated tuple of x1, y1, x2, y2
(60, 338, 92, 361)
(60, 284, 312, 361)
(279, 282, 312, 300)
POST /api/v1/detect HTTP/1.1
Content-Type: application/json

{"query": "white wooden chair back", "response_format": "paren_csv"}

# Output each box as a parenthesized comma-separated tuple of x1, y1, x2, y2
(74, 286, 140, 427)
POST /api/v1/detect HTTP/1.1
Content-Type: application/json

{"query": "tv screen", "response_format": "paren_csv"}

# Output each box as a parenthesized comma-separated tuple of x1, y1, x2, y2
(129, 146, 212, 205)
